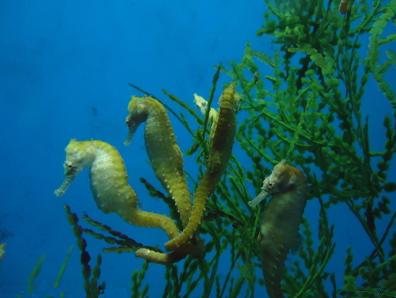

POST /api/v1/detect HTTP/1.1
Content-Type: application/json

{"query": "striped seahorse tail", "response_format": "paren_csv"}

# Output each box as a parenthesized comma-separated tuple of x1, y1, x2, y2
(135, 241, 195, 264)
(163, 174, 192, 227)
(206, 83, 237, 176)
(164, 174, 213, 251)
(262, 256, 285, 298)
(164, 83, 238, 251)
(122, 209, 180, 240)
(135, 248, 176, 265)
(265, 276, 283, 298)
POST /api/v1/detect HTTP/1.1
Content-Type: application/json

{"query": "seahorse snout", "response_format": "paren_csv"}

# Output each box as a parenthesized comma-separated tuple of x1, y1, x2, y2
(124, 102, 147, 145)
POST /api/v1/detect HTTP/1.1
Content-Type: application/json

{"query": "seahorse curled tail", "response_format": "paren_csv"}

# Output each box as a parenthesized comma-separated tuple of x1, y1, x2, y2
(165, 83, 238, 251)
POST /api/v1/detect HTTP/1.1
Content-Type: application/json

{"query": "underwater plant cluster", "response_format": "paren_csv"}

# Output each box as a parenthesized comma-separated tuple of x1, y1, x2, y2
(10, 0, 395, 297)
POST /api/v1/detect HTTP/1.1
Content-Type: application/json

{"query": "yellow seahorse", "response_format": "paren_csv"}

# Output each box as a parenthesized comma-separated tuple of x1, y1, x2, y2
(125, 96, 192, 227)
(165, 83, 238, 251)
(250, 160, 307, 298)
(54, 139, 180, 241)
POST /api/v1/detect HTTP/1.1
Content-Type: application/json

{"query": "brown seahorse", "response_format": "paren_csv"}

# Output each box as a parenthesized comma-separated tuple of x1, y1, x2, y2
(125, 96, 192, 227)
(250, 160, 307, 298)
(165, 83, 239, 251)
(54, 140, 180, 254)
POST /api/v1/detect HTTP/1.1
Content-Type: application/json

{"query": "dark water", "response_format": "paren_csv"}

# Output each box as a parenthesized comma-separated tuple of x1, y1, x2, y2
(0, 1, 395, 297)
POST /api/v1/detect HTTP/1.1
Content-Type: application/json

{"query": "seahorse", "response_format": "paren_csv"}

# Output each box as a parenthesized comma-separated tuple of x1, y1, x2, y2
(125, 96, 192, 227)
(165, 83, 238, 251)
(54, 139, 180, 241)
(250, 160, 307, 298)
(193, 93, 218, 138)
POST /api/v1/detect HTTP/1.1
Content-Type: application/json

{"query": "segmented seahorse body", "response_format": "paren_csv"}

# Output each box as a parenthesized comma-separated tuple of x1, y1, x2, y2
(54, 139, 179, 240)
(125, 96, 192, 227)
(165, 84, 238, 251)
(206, 84, 238, 177)
(255, 161, 307, 298)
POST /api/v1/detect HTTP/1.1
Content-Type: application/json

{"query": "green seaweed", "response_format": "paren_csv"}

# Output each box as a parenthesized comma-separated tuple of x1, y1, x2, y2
(27, 254, 46, 294)
(131, 261, 150, 298)
(53, 245, 73, 289)
(65, 205, 105, 298)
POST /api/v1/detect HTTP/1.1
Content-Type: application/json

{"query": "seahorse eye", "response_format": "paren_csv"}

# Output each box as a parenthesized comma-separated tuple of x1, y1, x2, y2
(63, 160, 78, 176)
(268, 182, 273, 188)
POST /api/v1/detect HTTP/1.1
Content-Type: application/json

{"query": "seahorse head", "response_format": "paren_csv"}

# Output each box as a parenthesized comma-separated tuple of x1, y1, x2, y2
(124, 96, 150, 145)
(54, 139, 93, 197)
(64, 139, 95, 173)
(262, 160, 306, 195)
(249, 160, 306, 207)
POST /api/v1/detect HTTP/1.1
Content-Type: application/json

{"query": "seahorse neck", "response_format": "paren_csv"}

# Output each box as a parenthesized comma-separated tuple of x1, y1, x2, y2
(89, 141, 122, 175)
(271, 186, 306, 215)
(145, 104, 169, 131)
(143, 101, 177, 156)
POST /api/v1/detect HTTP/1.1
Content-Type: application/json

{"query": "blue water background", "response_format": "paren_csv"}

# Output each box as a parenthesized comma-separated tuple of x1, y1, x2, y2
(0, 0, 395, 297)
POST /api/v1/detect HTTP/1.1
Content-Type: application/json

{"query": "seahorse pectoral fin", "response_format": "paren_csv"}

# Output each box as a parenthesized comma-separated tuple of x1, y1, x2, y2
(248, 189, 269, 208)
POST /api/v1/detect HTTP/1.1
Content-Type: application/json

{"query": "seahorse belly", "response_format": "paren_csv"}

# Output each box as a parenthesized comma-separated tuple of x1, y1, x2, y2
(90, 142, 136, 214)
(89, 141, 180, 239)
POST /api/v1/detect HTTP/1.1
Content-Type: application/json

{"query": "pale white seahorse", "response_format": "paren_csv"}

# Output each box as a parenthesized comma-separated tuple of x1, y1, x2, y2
(193, 93, 219, 138)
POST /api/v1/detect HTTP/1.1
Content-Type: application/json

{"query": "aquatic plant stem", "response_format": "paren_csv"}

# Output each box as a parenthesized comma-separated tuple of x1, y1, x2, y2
(345, 200, 384, 259)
